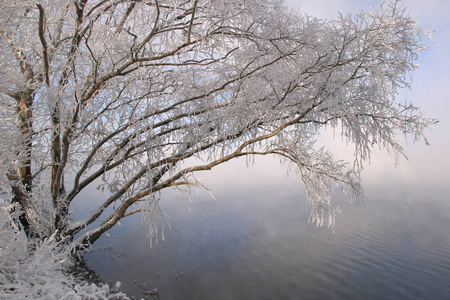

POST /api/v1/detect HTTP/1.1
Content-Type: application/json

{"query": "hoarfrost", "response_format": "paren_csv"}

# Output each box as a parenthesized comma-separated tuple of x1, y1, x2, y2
(0, 202, 129, 299)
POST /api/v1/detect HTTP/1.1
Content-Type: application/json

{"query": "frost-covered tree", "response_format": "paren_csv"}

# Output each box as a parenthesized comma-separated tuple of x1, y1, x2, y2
(0, 0, 434, 248)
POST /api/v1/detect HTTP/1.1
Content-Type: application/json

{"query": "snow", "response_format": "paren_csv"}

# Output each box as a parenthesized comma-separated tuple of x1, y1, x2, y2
(0, 202, 130, 299)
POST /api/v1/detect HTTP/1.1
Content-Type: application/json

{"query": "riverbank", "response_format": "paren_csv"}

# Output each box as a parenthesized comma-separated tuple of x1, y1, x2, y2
(0, 202, 129, 299)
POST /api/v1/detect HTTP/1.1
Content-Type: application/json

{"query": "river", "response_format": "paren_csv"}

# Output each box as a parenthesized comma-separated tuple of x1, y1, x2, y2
(77, 158, 450, 299)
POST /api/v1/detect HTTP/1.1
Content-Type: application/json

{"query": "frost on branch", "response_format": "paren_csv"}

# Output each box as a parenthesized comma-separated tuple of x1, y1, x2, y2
(0, 0, 435, 247)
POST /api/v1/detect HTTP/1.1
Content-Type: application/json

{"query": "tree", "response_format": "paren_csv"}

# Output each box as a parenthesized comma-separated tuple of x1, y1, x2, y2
(0, 0, 435, 248)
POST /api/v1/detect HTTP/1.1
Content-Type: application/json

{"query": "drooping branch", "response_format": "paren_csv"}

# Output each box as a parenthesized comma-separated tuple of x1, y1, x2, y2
(0, 0, 434, 246)
(72, 84, 326, 244)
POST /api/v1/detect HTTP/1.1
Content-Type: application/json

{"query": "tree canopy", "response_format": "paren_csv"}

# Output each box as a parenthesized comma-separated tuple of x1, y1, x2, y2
(0, 0, 434, 247)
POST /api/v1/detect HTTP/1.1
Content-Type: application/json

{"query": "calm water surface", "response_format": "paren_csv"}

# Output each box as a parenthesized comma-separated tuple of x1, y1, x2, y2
(79, 176, 450, 300)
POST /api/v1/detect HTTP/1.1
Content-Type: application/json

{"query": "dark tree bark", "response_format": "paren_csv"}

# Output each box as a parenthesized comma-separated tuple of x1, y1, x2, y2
(7, 89, 35, 236)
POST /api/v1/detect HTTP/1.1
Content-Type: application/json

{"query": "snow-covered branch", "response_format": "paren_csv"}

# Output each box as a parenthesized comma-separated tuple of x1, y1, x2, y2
(0, 0, 435, 248)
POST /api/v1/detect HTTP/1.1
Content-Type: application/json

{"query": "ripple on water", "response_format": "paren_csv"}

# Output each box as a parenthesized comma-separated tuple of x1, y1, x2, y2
(83, 192, 450, 300)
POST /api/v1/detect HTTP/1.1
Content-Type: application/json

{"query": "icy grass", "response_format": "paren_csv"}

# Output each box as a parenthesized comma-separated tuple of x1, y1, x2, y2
(0, 202, 129, 299)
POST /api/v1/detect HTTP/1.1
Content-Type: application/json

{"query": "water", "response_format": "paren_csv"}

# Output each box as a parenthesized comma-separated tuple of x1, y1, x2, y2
(76, 158, 450, 299)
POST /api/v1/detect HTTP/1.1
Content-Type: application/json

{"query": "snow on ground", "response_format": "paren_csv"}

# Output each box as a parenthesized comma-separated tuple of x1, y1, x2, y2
(0, 202, 129, 299)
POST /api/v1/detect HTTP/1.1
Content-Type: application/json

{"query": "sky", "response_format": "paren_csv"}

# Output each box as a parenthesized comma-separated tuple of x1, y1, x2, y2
(202, 0, 450, 204)
(281, 0, 450, 191)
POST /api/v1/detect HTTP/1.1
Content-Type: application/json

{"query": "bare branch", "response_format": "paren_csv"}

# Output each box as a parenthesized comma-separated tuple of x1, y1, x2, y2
(36, 4, 50, 86)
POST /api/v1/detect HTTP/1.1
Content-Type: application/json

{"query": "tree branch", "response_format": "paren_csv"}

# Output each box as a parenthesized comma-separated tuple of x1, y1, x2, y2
(36, 4, 50, 86)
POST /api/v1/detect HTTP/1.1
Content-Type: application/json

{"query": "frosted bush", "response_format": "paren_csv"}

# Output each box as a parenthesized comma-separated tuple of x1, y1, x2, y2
(0, 202, 129, 299)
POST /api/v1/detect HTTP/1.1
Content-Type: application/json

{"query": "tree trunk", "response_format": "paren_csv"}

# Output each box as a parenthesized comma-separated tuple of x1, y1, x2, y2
(8, 89, 35, 237)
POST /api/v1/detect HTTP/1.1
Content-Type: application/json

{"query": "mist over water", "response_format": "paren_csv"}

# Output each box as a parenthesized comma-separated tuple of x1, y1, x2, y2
(78, 158, 450, 300)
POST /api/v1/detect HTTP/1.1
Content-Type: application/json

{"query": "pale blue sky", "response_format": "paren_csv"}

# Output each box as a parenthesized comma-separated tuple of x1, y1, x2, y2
(199, 0, 449, 206)
(282, 0, 450, 191)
